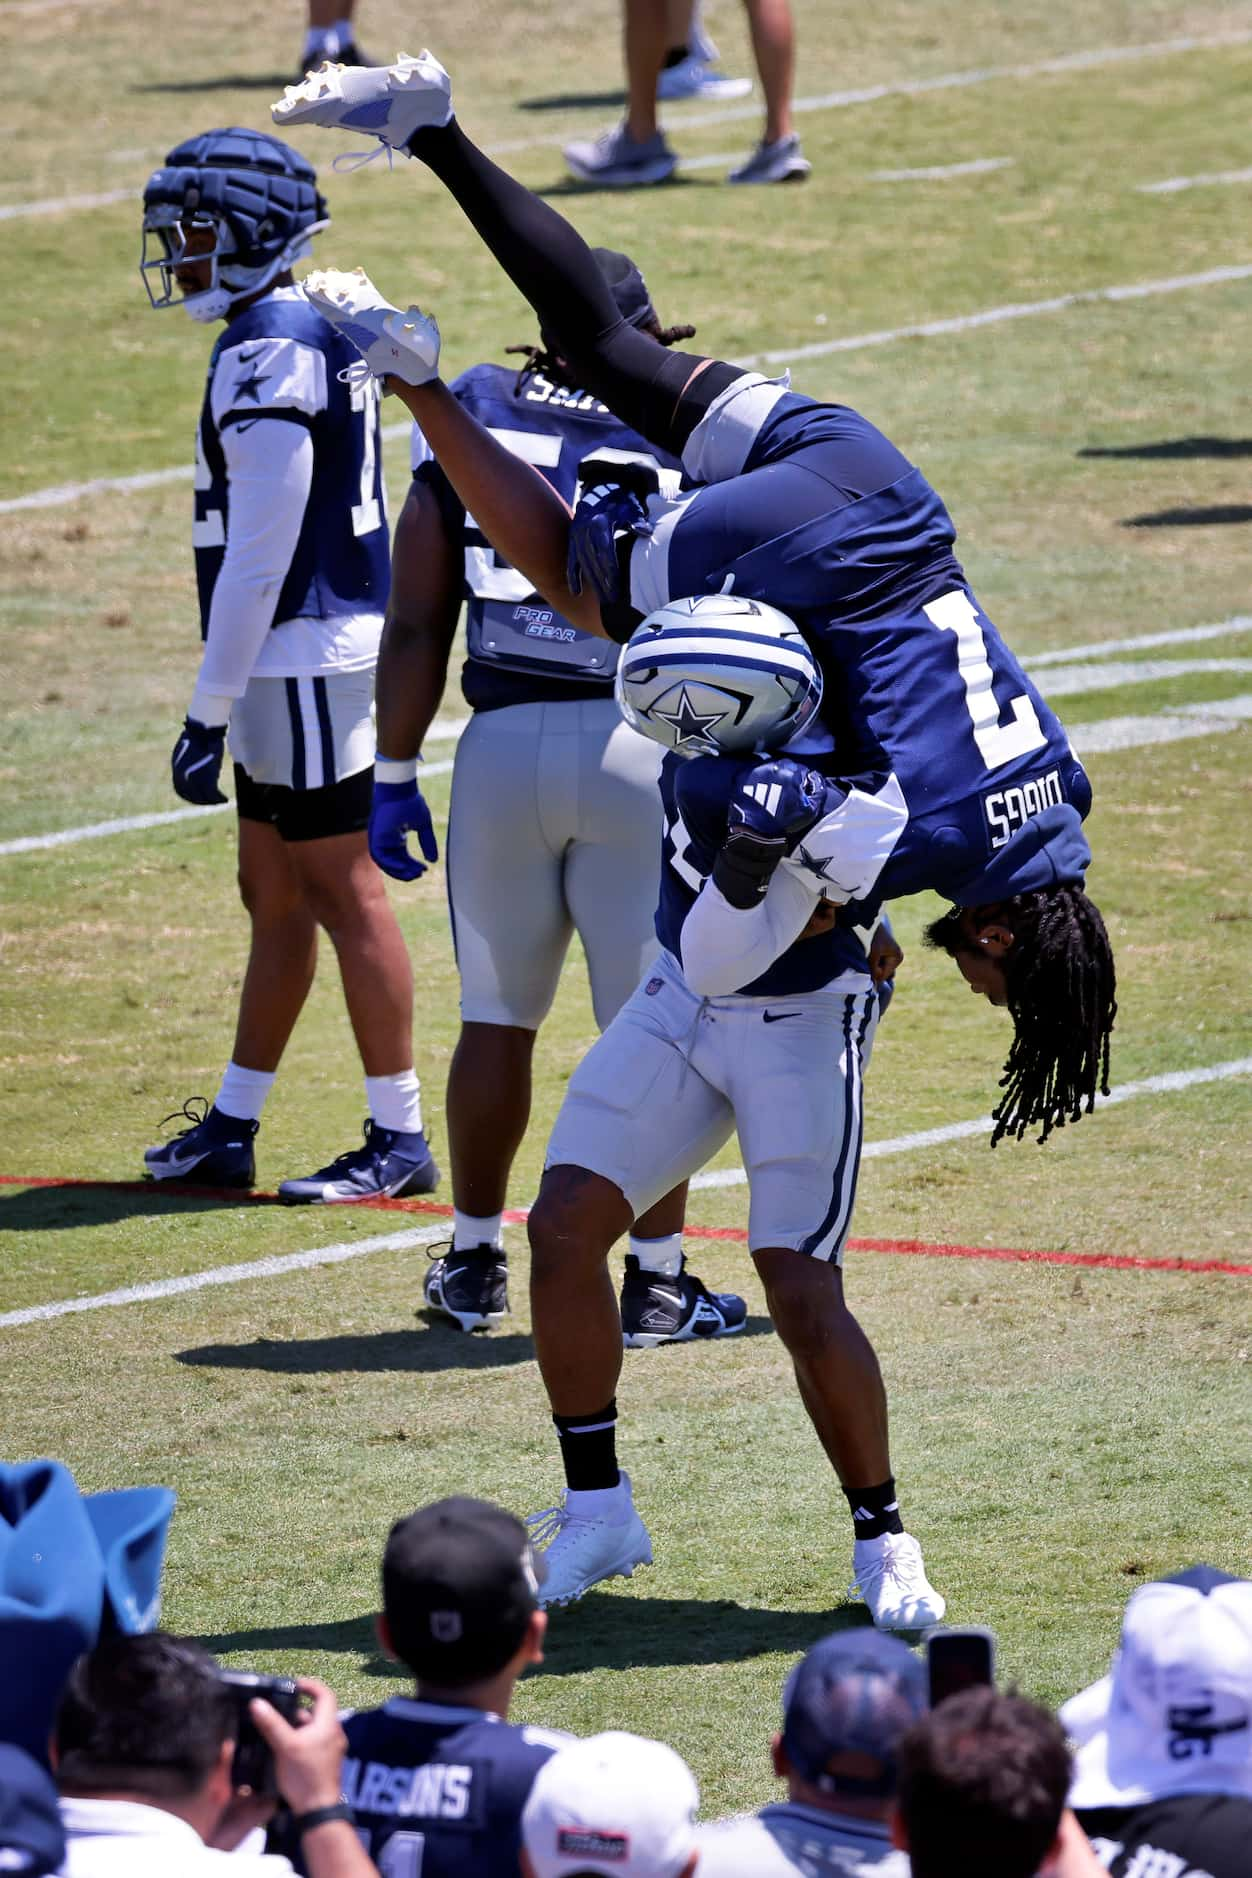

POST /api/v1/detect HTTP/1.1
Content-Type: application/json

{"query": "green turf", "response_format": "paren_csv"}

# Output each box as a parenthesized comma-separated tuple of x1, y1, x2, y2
(1, 0, 1251, 1823)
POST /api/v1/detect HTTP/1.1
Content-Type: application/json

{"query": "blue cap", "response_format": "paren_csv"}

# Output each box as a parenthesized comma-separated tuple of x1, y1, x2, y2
(0, 1744, 66, 1875)
(781, 1630, 926, 1799)
(0, 1461, 174, 1762)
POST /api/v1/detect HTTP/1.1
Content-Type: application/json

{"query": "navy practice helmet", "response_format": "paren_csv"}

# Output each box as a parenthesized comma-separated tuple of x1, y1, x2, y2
(141, 127, 328, 320)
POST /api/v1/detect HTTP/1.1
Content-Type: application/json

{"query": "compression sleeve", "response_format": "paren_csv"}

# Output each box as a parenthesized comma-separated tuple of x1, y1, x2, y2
(191, 418, 313, 714)
(680, 864, 822, 997)
(409, 120, 741, 452)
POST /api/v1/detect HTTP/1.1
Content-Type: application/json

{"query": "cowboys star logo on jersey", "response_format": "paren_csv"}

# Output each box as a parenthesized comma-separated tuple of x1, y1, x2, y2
(794, 840, 838, 881)
(652, 685, 729, 751)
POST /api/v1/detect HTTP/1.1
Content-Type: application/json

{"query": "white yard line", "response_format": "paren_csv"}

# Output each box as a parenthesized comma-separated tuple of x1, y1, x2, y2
(1029, 658, 1252, 698)
(486, 29, 1252, 151)
(689, 1056, 1252, 1188)
(0, 188, 135, 223)
(741, 264, 1252, 368)
(0, 1222, 452, 1330)
(1025, 618, 1252, 666)
(868, 158, 1013, 182)
(0, 420, 413, 516)
(4, 1056, 1248, 1330)
(3, 642, 1249, 858)
(1069, 694, 1252, 754)
(1139, 166, 1252, 196)
(0, 31, 1246, 222)
(0, 753, 458, 857)
(6, 263, 1251, 517)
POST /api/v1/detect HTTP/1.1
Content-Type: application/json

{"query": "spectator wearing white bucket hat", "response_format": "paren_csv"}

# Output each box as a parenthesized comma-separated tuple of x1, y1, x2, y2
(1063, 1563, 1252, 1878)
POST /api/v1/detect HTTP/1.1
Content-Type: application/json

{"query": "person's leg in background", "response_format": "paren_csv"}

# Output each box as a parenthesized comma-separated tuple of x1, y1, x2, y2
(301, 0, 366, 73)
(728, 0, 811, 184)
(657, 0, 753, 103)
(563, 2, 680, 188)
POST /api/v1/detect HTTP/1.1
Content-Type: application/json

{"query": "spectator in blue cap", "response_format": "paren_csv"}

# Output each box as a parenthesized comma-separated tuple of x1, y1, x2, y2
(0, 1744, 66, 1877)
(0, 1459, 175, 1764)
(696, 1630, 922, 1874)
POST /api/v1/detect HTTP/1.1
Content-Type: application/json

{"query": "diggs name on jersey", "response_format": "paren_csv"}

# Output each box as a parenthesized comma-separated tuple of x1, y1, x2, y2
(982, 767, 1064, 849)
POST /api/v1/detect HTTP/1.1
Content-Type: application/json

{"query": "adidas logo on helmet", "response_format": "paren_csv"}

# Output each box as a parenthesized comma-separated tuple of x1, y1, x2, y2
(614, 594, 822, 757)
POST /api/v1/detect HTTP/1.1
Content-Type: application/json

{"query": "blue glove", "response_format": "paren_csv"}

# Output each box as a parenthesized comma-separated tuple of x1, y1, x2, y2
(729, 757, 826, 843)
(714, 758, 826, 908)
(370, 776, 438, 881)
(567, 482, 654, 604)
(171, 717, 227, 805)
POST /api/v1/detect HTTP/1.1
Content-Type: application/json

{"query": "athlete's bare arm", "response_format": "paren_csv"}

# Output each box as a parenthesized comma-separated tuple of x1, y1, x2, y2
(375, 477, 463, 762)
(384, 377, 608, 639)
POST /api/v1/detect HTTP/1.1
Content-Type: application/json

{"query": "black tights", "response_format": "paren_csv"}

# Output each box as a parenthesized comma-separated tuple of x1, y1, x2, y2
(408, 120, 741, 455)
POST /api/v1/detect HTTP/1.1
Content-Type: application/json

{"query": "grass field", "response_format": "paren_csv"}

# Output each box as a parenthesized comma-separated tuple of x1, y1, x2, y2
(1, 0, 1250, 1821)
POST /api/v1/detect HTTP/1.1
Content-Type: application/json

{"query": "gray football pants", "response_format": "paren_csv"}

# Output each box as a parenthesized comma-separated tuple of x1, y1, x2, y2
(445, 698, 665, 1031)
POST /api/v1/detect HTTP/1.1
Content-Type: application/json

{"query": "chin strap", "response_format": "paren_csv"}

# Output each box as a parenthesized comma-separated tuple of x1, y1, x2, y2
(182, 287, 234, 323)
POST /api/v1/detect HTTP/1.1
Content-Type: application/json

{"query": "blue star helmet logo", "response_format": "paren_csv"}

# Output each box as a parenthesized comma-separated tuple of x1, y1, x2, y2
(652, 685, 729, 752)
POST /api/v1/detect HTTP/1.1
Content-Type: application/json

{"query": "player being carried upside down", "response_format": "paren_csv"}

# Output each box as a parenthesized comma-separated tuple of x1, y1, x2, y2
(272, 49, 1116, 1624)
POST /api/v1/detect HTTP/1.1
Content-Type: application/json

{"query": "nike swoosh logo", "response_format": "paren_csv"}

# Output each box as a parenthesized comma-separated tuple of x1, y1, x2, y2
(236, 343, 267, 362)
(233, 419, 262, 433)
(762, 1011, 801, 1023)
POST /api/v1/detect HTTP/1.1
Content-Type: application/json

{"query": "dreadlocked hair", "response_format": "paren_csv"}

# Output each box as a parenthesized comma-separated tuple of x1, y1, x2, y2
(926, 886, 1117, 1147)
(505, 322, 698, 395)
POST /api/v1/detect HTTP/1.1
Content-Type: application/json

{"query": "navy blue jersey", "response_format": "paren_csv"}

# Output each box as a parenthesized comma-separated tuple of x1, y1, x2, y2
(657, 753, 871, 996)
(640, 389, 1092, 920)
(194, 285, 389, 635)
(414, 364, 682, 711)
(332, 1697, 566, 1878)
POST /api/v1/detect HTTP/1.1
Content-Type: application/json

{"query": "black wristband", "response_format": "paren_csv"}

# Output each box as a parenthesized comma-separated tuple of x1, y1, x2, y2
(713, 829, 786, 908)
(292, 1803, 354, 1836)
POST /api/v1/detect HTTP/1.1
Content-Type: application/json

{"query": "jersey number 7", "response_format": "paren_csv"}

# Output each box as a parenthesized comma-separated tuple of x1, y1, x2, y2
(923, 590, 1047, 773)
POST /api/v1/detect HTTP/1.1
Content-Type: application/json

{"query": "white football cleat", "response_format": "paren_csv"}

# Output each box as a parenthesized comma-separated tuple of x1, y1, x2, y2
(851, 1531, 946, 1631)
(303, 267, 441, 388)
(272, 49, 453, 148)
(526, 1474, 652, 1608)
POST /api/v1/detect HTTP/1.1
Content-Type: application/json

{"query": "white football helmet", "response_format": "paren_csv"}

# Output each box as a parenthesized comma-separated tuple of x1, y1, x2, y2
(614, 595, 822, 757)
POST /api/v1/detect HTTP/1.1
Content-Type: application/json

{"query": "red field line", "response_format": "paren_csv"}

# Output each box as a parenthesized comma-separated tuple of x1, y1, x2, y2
(2, 1175, 1248, 1276)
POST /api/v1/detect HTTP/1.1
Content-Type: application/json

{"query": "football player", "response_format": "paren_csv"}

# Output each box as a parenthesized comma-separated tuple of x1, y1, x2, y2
(271, 55, 1114, 1619)
(271, 53, 1116, 1147)
(139, 128, 438, 1205)
(263, 287, 926, 1627)
(372, 251, 747, 1347)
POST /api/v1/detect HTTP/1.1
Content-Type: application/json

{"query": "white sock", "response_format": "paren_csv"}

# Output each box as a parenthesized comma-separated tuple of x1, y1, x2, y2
(453, 1210, 503, 1252)
(566, 1480, 629, 1518)
(364, 1070, 423, 1134)
(303, 25, 329, 57)
(631, 1232, 683, 1278)
(215, 1063, 275, 1123)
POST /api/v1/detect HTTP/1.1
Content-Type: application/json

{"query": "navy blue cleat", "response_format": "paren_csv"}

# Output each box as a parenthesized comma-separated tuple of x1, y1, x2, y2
(619, 1254, 748, 1349)
(423, 1243, 509, 1332)
(277, 1119, 439, 1204)
(143, 1099, 258, 1188)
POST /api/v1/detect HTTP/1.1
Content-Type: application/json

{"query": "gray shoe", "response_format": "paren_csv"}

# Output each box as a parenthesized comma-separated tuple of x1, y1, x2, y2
(657, 55, 751, 102)
(728, 133, 811, 185)
(563, 123, 677, 187)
